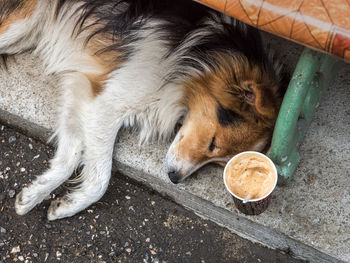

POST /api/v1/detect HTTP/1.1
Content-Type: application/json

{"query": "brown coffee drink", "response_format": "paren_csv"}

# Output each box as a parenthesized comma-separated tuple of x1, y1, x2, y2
(225, 152, 276, 200)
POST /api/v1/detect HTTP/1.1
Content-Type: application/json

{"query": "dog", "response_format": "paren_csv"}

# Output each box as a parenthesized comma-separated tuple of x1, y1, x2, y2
(0, 0, 286, 220)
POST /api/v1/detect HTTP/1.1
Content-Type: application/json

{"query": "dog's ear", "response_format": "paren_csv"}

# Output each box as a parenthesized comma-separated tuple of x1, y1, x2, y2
(240, 81, 279, 119)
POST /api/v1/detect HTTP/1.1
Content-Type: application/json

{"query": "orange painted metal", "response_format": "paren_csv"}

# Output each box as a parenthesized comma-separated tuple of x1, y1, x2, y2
(195, 0, 350, 62)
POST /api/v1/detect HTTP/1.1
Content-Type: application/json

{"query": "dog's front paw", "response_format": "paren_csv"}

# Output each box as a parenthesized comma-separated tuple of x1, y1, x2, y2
(15, 187, 47, 215)
(47, 196, 75, 221)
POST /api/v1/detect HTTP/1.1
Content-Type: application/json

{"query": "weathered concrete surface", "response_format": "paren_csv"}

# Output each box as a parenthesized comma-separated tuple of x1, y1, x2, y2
(1, 34, 349, 263)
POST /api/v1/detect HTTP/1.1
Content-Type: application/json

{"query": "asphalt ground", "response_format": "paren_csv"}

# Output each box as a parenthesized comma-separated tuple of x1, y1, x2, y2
(0, 124, 305, 263)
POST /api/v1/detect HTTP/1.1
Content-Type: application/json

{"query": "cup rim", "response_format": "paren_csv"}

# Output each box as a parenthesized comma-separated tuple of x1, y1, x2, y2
(223, 151, 278, 202)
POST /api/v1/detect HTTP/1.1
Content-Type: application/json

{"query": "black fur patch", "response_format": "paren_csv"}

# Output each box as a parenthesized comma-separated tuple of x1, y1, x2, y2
(217, 104, 244, 126)
(53, 0, 281, 86)
(55, 0, 208, 60)
(185, 18, 264, 64)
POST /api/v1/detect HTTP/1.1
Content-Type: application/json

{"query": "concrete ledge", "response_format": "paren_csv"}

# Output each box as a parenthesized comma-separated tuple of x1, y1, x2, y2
(1, 35, 350, 263)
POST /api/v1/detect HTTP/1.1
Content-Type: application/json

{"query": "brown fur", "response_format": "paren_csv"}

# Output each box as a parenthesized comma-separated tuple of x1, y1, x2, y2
(183, 52, 281, 126)
(0, 0, 38, 34)
(176, 51, 282, 166)
(79, 20, 123, 97)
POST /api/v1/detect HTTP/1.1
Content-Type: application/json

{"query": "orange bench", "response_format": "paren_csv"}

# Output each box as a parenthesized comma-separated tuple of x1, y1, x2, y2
(195, 0, 350, 62)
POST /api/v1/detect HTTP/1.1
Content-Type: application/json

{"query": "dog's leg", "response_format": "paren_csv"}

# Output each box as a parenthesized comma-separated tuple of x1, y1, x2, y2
(15, 73, 91, 215)
(47, 97, 122, 220)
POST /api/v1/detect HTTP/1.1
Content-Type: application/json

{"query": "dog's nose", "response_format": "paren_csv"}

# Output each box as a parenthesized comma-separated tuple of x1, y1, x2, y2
(168, 171, 180, 184)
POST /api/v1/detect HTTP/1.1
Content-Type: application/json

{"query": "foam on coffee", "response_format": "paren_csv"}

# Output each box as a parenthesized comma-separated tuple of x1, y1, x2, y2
(225, 153, 275, 200)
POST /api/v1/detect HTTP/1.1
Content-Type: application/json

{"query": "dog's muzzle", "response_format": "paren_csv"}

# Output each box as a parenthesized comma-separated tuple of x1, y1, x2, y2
(166, 131, 195, 184)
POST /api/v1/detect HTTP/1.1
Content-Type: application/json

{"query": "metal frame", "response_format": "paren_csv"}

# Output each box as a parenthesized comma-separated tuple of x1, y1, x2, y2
(268, 47, 344, 184)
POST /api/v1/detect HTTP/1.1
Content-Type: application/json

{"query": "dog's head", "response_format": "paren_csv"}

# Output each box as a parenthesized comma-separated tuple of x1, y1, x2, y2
(166, 52, 285, 183)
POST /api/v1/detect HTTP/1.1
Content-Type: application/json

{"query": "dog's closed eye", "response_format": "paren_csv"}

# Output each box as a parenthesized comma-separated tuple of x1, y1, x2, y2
(209, 136, 216, 152)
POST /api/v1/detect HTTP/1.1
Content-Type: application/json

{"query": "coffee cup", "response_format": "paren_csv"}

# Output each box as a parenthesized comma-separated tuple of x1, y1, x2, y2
(223, 151, 277, 215)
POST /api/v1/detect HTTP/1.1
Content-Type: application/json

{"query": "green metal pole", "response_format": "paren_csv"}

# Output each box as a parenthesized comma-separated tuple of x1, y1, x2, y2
(268, 48, 343, 184)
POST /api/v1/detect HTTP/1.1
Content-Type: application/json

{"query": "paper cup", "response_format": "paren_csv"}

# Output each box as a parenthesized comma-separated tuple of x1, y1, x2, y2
(223, 151, 277, 215)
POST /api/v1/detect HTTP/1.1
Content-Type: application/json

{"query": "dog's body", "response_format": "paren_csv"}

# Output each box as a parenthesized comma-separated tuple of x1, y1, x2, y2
(0, 0, 285, 220)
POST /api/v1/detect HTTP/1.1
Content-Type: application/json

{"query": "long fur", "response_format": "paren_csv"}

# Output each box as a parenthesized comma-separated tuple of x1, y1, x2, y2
(0, 0, 286, 220)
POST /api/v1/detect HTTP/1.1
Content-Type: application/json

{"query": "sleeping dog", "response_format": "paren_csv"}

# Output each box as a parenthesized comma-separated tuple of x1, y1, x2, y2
(0, 0, 285, 220)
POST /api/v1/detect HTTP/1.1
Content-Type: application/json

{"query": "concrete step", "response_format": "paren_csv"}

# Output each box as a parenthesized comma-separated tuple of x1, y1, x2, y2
(1, 35, 349, 263)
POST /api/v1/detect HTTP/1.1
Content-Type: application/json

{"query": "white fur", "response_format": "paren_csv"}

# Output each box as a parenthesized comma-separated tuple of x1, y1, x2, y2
(0, 2, 47, 54)
(166, 121, 231, 183)
(1, 1, 188, 220)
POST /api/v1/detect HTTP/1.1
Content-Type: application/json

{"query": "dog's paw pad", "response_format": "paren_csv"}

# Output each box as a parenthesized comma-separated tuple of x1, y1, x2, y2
(15, 188, 41, 215)
(47, 197, 72, 221)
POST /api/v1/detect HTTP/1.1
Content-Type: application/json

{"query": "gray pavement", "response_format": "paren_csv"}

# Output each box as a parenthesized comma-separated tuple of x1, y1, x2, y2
(0, 125, 305, 263)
